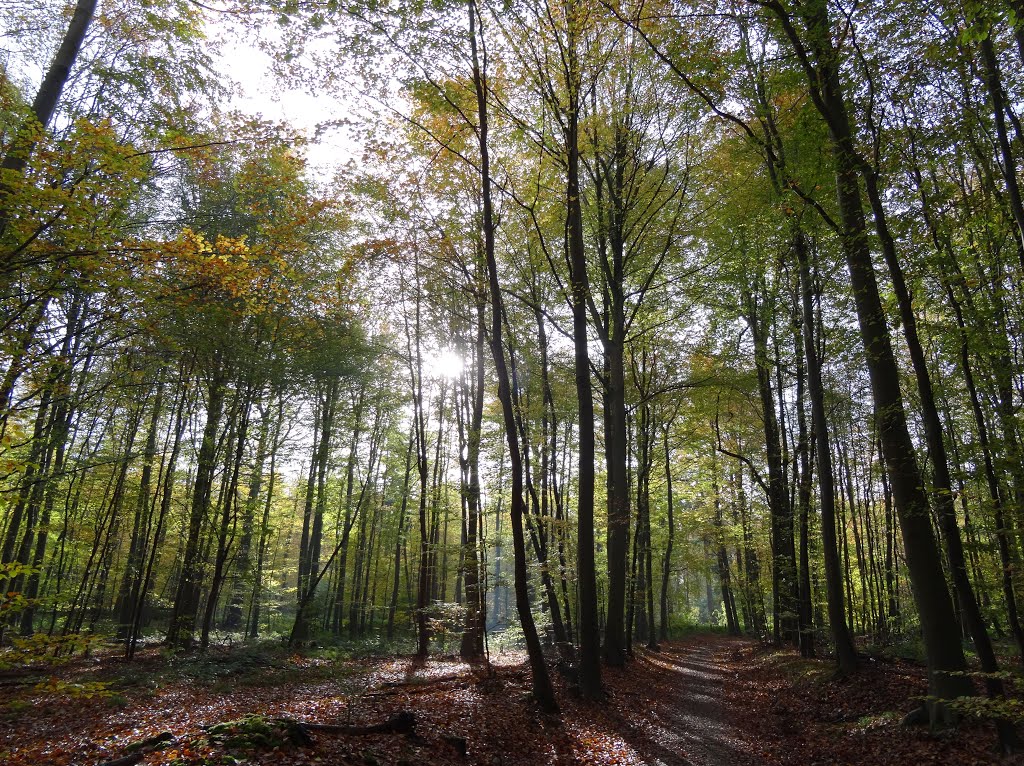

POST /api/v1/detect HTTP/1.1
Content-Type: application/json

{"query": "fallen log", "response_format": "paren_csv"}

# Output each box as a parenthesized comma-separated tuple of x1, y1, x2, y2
(379, 674, 466, 689)
(288, 710, 417, 736)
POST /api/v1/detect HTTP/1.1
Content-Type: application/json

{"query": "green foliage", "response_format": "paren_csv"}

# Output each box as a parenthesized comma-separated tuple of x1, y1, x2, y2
(488, 625, 527, 654)
(33, 677, 114, 700)
(0, 632, 105, 670)
(312, 637, 419, 661)
(759, 650, 832, 685)
(3, 0, 1024, 734)
(666, 619, 731, 640)
(163, 645, 287, 684)
(1, 698, 32, 718)
(204, 714, 312, 750)
(0, 563, 37, 619)
(861, 638, 927, 664)
(106, 693, 131, 708)
(170, 755, 246, 766)
(854, 711, 901, 731)
(935, 694, 1024, 723)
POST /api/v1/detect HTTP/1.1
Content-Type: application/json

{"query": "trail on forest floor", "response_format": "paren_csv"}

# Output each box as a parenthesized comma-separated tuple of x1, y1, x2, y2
(0, 633, 1017, 765)
(630, 639, 762, 765)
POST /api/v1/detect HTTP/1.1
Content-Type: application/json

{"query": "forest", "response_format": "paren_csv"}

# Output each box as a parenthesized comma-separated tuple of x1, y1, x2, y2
(2, 0, 1024, 763)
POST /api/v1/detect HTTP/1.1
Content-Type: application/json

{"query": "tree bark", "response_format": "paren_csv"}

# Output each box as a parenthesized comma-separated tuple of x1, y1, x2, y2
(660, 424, 675, 641)
(0, 0, 97, 252)
(167, 363, 227, 650)
(767, 0, 971, 709)
(470, 0, 557, 711)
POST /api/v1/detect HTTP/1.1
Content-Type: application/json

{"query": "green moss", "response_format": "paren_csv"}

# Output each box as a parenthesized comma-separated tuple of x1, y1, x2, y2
(204, 714, 312, 751)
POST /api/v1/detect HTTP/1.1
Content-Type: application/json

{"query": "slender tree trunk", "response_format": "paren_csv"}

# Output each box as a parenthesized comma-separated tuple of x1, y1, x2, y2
(469, 0, 556, 711)
(387, 427, 415, 640)
(248, 396, 285, 640)
(0, 0, 96, 201)
(201, 389, 253, 649)
(742, 288, 798, 644)
(116, 373, 165, 639)
(511, 352, 570, 651)
(909, 144, 1024, 662)
(796, 234, 857, 672)
(768, 0, 972, 710)
(561, 10, 602, 699)
(660, 424, 675, 641)
(128, 363, 191, 657)
(791, 267, 815, 658)
(226, 397, 271, 632)
(167, 363, 228, 650)
(460, 302, 487, 660)
(294, 380, 338, 644)
(861, 153, 1007, 712)
(977, 32, 1024, 265)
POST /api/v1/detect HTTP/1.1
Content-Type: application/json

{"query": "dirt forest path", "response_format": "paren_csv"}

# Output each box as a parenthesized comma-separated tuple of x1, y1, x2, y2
(1, 631, 1015, 765)
(623, 636, 765, 765)
(2, 633, 767, 766)
(334, 631, 773, 766)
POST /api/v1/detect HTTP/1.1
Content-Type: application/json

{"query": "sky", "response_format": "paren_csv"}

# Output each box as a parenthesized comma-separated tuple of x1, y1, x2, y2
(211, 15, 358, 178)
(211, 14, 476, 379)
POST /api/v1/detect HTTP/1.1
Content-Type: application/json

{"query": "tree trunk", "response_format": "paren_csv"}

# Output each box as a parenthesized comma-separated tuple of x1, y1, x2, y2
(388, 427, 415, 640)
(790, 264, 815, 658)
(116, 373, 165, 639)
(795, 234, 857, 672)
(0, 0, 97, 176)
(742, 287, 798, 643)
(770, 0, 971, 710)
(167, 363, 227, 650)
(660, 424, 675, 641)
(470, 0, 557, 711)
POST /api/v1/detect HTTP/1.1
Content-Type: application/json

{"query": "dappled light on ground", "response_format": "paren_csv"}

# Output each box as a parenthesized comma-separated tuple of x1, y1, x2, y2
(1, 634, 1018, 765)
(618, 648, 758, 765)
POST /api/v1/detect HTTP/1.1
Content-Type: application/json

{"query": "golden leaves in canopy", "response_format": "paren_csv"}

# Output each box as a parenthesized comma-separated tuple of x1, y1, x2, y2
(159, 227, 292, 317)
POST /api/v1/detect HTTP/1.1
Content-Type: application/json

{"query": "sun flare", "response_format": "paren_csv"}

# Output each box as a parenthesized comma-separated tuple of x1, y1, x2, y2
(428, 349, 464, 379)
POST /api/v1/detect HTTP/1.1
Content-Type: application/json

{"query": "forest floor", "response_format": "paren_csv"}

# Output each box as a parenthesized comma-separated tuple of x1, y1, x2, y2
(1, 632, 1021, 765)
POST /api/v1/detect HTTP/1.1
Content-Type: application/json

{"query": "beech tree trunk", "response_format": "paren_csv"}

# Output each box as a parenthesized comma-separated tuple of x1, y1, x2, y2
(795, 233, 856, 672)
(469, 0, 556, 711)
(167, 364, 227, 650)
(660, 424, 675, 641)
(767, 0, 972, 710)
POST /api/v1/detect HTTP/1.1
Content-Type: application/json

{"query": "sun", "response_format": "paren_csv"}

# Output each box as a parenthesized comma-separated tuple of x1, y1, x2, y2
(428, 348, 464, 379)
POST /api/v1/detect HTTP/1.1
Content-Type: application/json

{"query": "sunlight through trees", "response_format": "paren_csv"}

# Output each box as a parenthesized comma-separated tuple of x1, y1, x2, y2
(3, 0, 1024, 747)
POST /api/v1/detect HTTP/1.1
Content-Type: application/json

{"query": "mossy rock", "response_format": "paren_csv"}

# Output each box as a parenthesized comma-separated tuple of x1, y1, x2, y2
(204, 714, 313, 750)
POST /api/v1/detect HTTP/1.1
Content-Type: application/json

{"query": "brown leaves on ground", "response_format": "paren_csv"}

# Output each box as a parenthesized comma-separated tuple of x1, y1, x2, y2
(721, 639, 1024, 766)
(1, 634, 1021, 765)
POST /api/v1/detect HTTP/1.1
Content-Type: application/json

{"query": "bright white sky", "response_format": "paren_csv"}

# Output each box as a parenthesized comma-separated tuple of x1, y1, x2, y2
(211, 18, 357, 178)
(211, 14, 471, 382)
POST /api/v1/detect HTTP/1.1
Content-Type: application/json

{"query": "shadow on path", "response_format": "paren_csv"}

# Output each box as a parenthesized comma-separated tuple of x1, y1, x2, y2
(601, 636, 767, 766)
